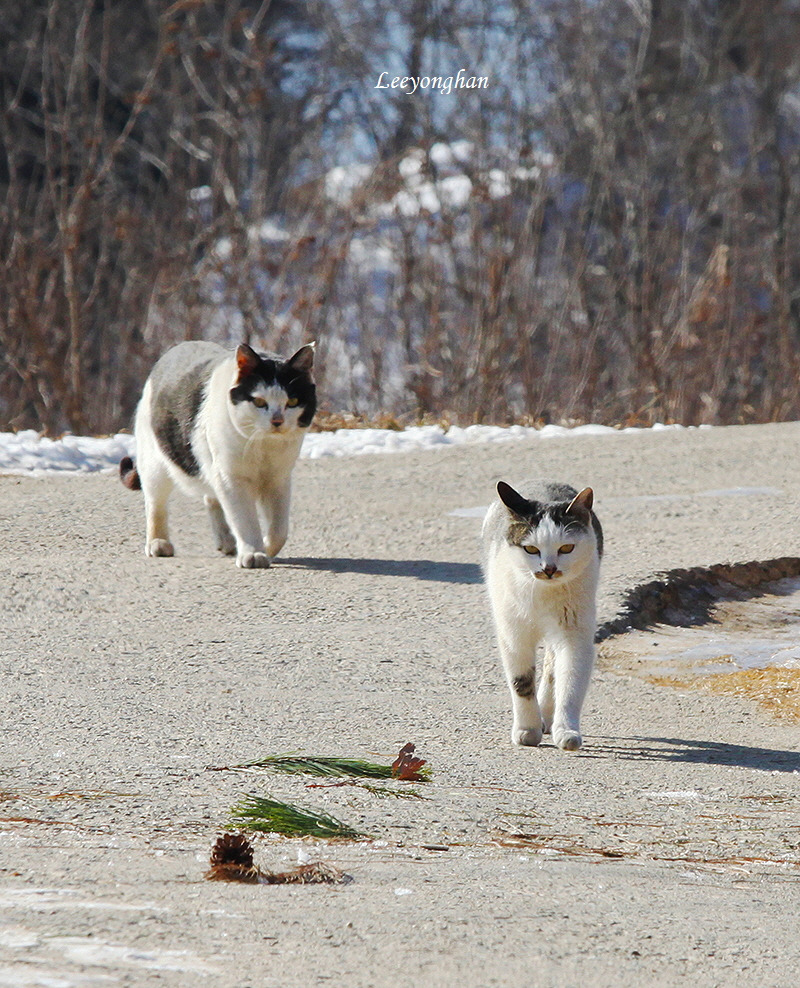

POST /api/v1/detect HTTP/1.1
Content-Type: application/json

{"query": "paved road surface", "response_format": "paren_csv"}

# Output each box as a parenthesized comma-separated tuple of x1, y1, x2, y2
(1, 422, 799, 986)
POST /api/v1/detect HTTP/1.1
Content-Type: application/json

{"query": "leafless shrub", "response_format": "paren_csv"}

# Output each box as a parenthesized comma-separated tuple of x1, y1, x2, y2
(2, 1, 800, 433)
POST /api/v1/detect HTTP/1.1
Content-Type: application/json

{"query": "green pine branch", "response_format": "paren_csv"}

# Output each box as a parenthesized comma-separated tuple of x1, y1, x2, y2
(234, 753, 430, 782)
(229, 794, 366, 840)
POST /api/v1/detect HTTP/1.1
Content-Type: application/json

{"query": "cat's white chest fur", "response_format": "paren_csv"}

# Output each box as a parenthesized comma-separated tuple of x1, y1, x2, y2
(482, 480, 602, 751)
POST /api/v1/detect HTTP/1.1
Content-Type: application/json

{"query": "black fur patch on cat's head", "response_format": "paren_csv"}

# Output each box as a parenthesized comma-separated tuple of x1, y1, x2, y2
(497, 481, 599, 550)
(230, 343, 317, 426)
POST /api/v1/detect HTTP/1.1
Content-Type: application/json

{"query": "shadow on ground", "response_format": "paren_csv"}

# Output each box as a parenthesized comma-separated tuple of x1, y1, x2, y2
(279, 556, 483, 585)
(585, 735, 800, 773)
(597, 557, 800, 640)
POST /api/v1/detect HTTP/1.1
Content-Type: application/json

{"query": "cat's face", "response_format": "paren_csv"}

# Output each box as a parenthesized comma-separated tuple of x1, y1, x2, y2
(229, 343, 316, 437)
(497, 482, 597, 584)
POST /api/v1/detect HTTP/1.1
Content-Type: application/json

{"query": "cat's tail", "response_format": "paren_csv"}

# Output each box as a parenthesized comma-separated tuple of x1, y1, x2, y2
(119, 456, 141, 491)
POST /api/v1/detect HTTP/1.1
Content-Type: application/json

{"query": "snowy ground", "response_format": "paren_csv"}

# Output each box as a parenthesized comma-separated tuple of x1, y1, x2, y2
(0, 422, 691, 474)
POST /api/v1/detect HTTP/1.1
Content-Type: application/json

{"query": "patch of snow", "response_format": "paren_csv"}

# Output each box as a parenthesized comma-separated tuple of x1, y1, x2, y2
(188, 185, 213, 203)
(429, 140, 474, 171)
(0, 927, 41, 949)
(512, 165, 541, 182)
(0, 422, 692, 476)
(324, 163, 372, 205)
(438, 174, 472, 208)
(643, 790, 705, 802)
(0, 889, 168, 913)
(398, 149, 425, 179)
(428, 142, 458, 170)
(212, 237, 232, 261)
(49, 938, 217, 974)
(449, 140, 474, 163)
(487, 169, 511, 198)
(348, 238, 398, 274)
(251, 219, 290, 243)
(448, 506, 488, 519)
(0, 431, 135, 475)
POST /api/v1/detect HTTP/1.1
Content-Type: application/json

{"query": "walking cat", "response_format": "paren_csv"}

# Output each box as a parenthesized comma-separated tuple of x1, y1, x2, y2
(481, 480, 603, 751)
(120, 340, 316, 568)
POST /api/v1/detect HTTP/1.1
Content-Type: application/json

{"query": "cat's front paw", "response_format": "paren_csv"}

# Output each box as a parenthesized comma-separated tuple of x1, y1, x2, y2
(512, 726, 543, 747)
(237, 551, 271, 569)
(146, 539, 174, 557)
(553, 729, 582, 751)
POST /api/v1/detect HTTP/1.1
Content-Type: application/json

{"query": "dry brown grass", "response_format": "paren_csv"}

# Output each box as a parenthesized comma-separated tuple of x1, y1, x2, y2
(649, 668, 800, 722)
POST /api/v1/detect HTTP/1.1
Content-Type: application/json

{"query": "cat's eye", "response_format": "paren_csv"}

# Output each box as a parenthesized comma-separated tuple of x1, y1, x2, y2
(286, 397, 299, 407)
(523, 545, 539, 555)
(252, 396, 267, 408)
(559, 544, 575, 554)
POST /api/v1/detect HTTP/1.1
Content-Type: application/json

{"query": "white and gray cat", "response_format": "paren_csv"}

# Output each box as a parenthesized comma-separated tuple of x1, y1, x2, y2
(120, 340, 316, 568)
(482, 480, 603, 751)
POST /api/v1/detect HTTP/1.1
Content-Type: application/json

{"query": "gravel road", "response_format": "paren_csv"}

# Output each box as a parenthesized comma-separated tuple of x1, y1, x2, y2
(1, 422, 799, 987)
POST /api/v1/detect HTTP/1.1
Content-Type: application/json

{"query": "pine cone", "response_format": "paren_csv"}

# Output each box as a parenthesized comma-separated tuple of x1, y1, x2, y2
(206, 832, 260, 883)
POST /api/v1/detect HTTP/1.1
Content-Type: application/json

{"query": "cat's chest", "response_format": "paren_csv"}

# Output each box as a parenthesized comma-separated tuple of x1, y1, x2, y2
(208, 431, 303, 485)
(515, 579, 590, 631)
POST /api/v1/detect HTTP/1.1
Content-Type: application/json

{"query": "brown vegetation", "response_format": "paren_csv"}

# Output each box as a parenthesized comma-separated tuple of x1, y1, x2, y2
(2, 1, 800, 434)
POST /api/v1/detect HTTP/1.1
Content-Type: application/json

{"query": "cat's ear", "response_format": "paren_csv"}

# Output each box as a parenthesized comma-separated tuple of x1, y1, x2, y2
(566, 487, 594, 518)
(287, 342, 315, 374)
(236, 343, 261, 377)
(497, 481, 532, 518)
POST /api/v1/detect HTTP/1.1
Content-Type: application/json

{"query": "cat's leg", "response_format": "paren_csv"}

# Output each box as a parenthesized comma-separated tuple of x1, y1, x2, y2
(259, 483, 291, 559)
(204, 495, 236, 555)
(495, 622, 543, 747)
(549, 632, 595, 751)
(213, 482, 270, 568)
(537, 646, 555, 734)
(134, 397, 175, 557)
(141, 466, 175, 557)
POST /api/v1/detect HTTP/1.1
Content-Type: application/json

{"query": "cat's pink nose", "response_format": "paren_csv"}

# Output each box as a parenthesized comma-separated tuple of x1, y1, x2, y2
(271, 412, 284, 427)
(543, 563, 558, 578)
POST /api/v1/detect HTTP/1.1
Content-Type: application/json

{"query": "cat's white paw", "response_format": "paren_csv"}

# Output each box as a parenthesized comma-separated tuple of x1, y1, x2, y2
(146, 539, 174, 557)
(512, 726, 543, 747)
(237, 551, 271, 569)
(553, 729, 582, 751)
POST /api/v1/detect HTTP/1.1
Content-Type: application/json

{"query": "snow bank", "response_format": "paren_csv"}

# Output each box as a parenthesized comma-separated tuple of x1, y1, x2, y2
(0, 422, 691, 476)
(0, 430, 135, 475)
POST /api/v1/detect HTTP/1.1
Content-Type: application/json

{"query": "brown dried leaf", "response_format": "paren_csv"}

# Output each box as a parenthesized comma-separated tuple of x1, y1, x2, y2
(391, 742, 427, 781)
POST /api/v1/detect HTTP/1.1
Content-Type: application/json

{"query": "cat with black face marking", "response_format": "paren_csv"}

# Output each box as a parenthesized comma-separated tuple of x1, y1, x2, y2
(481, 480, 603, 751)
(120, 340, 316, 568)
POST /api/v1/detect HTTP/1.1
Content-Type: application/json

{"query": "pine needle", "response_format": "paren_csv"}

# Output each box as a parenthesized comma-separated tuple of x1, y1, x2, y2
(360, 783, 425, 800)
(304, 780, 426, 799)
(229, 794, 366, 840)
